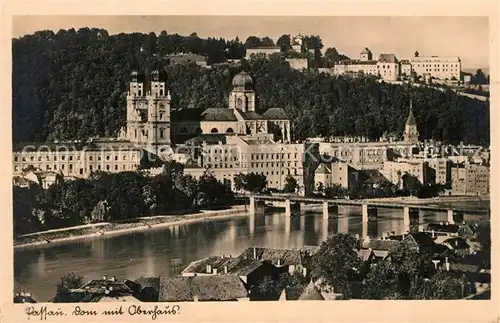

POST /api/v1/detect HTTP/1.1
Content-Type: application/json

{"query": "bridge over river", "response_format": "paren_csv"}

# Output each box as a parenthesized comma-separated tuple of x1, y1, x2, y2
(242, 194, 490, 233)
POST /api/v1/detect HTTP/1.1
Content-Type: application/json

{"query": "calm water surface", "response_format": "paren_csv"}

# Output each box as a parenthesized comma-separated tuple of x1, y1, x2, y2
(14, 202, 488, 301)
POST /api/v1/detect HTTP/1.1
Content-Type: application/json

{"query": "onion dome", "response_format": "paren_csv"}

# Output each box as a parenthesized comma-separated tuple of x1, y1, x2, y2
(151, 69, 160, 81)
(232, 71, 253, 91)
(130, 70, 138, 82)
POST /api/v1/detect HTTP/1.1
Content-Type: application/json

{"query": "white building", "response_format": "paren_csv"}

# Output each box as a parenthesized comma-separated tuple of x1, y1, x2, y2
(333, 48, 400, 81)
(408, 54, 461, 81)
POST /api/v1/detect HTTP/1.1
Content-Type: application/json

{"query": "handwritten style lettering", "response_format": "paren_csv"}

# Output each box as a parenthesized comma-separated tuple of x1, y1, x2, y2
(25, 306, 66, 320)
(102, 306, 124, 315)
(72, 306, 98, 316)
(128, 304, 181, 320)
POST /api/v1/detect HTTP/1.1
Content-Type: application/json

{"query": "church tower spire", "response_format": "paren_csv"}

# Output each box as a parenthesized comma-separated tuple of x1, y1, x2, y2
(403, 98, 419, 143)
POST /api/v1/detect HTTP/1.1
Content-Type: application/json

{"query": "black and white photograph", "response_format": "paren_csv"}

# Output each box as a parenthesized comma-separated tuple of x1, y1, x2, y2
(7, 10, 494, 313)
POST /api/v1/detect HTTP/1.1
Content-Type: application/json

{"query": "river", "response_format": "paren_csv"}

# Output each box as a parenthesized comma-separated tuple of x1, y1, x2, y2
(14, 202, 488, 302)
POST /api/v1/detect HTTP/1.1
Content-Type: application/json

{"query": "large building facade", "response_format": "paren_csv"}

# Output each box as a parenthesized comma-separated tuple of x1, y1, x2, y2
(333, 48, 461, 82)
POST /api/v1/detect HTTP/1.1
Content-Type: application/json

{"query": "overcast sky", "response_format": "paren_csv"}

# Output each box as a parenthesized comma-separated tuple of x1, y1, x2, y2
(13, 15, 489, 69)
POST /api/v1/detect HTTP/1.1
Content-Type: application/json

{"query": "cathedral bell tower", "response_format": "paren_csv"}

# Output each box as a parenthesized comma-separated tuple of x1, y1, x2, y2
(403, 99, 419, 143)
(126, 70, 171, 153)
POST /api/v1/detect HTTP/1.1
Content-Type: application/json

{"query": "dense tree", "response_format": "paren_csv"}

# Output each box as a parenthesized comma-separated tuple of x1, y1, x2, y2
(283, 175, 298, 193)
(402, 173, 422, 196)
(12, 162, 234, 235)
(323, 183, 348, 198)
(311, 234, 361, 299)
(250, 271, 308, 301)
(233, 172, 267, 193)
(12, 29, 490, 145)
(56, 272, 85, 294)
(323, 47, 340, 67)
(471, 69, 488, 85)
(276, 34, 291, 52)
(362, 261, 399, 299)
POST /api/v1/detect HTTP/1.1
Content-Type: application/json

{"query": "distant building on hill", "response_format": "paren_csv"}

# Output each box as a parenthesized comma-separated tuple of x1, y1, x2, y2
(333, 48, 400, 81)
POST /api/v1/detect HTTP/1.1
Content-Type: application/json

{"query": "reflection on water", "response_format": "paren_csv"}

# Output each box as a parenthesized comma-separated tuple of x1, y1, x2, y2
(14, 205, 487, 301)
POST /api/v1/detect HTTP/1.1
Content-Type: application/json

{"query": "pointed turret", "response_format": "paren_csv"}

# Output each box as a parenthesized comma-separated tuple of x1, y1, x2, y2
(403, 99, 419, 143)
(405, 100, 417, 126)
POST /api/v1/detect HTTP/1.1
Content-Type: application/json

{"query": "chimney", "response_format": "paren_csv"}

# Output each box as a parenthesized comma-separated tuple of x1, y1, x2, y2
(277, 259, 281, 267)
(224, 266, 228, 274)
(445, 257, 450, 271)
(103, 275, 107, 280)
(206, 265, 212, 274)
(431, 230, 435, 238)
(253, 247, 257, 260)
(302, 267, 307, 277)
(193, 295, 199, 302)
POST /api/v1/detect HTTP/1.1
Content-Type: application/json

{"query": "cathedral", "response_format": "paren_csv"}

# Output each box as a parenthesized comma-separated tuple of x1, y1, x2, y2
(120, 69, 292, 159)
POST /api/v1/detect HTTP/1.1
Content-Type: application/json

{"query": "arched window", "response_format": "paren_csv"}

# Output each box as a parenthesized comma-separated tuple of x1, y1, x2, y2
(138, 90, 142, 96)
(180, 127, 188, 133)
(211, 128, 219, 133)
(160, 89, 164, 96)
(226, 128, 234, 133)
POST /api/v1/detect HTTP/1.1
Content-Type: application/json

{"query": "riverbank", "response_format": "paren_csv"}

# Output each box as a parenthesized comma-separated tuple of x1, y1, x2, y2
(14, 205, 250, 249)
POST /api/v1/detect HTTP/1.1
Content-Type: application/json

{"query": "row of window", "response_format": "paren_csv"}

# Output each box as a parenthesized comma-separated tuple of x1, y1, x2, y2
(415, 63, 459, 67)
(251, 153, 299, 160)
(15, 154, 137, 162)
(14, 163, 138, 173)
(251, 162, 298, 168)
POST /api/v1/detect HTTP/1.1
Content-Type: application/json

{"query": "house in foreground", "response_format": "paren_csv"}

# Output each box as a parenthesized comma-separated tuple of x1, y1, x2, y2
(50, 275, 140, 303)
(133, 275, 249, 302)
(181, 255, 279, 287)
(238, 247, 312, 275)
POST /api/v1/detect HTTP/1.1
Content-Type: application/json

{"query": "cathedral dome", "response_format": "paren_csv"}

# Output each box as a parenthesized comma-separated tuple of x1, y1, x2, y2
(151, 69, 160, 81)
(232, 71, 253, 91)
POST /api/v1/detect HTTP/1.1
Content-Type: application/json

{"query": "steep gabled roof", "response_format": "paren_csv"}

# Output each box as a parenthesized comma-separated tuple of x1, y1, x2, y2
(298, 281, 324, 300)
(261, 108, 290, 120)
(181, 256, 264, 276)
(134, 276, 161, 293)
(315, 164, 331, 175)
(362, 239, 399, 251)
(378, 53, 398, 64)
(360, 47, 371, 54)
(158, 275, 248, 302)
(238, 247, 304, 266)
